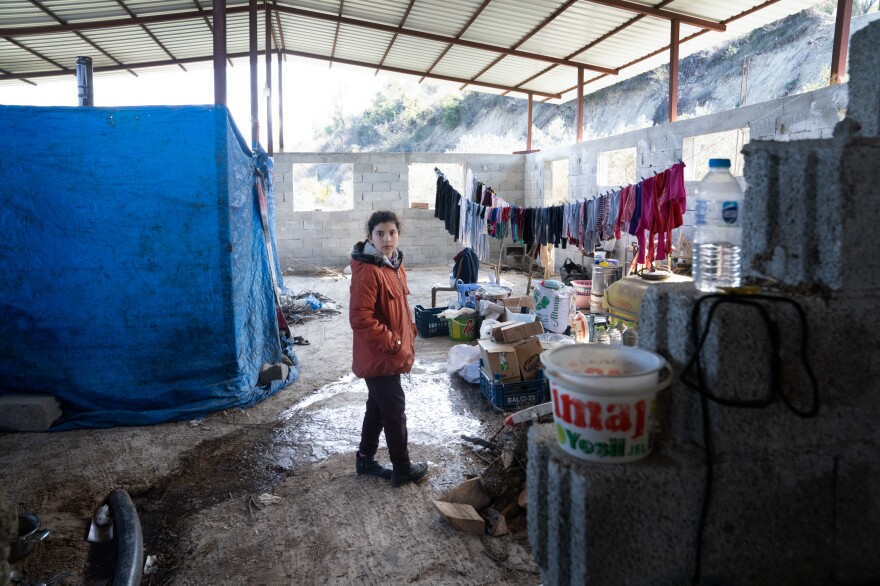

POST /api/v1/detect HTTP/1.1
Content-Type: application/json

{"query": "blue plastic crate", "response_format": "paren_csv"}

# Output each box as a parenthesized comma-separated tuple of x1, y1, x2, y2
(415, 304, 449, 338)
(479, 365, 548, 412)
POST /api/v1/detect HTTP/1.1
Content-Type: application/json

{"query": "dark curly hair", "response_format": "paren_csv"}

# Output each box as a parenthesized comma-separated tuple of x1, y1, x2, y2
(367, 210, 401, 236)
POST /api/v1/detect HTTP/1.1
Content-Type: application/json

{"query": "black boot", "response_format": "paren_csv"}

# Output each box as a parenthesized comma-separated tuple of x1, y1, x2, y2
(391, 461, 428, 488)
(356, 453, 392, 479)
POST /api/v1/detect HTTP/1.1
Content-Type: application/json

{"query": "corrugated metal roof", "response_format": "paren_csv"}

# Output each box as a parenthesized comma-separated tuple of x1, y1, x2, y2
(0, 0, 822, 103)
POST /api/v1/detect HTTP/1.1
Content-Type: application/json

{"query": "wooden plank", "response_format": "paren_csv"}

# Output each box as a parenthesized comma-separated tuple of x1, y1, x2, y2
(443, 477, 491, 511)
(432, 501, 485, 533)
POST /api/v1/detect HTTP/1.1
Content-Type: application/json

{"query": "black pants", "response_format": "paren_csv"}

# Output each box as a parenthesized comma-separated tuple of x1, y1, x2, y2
(359, 374, 410, 468)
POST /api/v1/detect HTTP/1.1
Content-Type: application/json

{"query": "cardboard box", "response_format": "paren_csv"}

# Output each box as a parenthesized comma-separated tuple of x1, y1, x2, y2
(502, 296, 535, 310)
(513, 336, 543, 381)
(491, 320, 545, 344)
(478, 339, 520, 382)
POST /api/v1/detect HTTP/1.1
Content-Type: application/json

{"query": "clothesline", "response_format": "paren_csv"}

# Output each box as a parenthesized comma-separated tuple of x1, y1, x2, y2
(434, 160, 688, 266)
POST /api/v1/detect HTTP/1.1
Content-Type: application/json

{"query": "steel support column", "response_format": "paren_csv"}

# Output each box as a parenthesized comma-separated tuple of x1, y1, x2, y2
(213, 0, 226, 105)
(830, 0, 852, 85)
(249, 0, 259, 148)
(265, 3, 273, 155)
(527, 92, 533, 151)
(669, 19, 679, 122)
(576, 66, 584, 142)
(278, 48, 284, 151)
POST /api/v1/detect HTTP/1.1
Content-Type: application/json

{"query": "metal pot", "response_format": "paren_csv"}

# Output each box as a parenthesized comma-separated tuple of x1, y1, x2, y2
(8, 512, 50, 563)
(591, 264, 624, 296)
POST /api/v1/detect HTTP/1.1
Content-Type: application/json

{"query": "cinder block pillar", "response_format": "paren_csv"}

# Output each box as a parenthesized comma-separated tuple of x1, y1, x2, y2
(528, 424, 704, 585)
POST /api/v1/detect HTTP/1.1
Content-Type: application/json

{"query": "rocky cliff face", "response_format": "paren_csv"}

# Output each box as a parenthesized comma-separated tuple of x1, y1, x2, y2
(318, 8, 880, 154)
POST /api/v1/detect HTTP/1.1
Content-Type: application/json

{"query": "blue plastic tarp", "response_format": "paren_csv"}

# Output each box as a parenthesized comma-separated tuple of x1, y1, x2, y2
(0, 104, 299, 429)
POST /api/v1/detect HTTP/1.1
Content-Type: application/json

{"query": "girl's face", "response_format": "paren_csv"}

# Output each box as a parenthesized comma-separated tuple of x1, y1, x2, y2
(368, 221, 400, 259)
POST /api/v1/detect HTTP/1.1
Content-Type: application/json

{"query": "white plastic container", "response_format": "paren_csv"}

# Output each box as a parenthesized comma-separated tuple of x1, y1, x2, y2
(540, 345, 671, 463)
(693, 158, 744, 292)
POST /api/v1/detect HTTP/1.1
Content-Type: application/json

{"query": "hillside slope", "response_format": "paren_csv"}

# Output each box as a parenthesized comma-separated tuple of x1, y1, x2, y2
(316, 8, 879, 154)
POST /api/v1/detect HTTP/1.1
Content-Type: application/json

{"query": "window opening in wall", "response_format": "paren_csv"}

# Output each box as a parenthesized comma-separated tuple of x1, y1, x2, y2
(548, 158, 569, 204)
(292, 163, 354, 211)
(597, 147, 636, 187)
(409, 163, 463, 209)
(683, 128, 750, 181)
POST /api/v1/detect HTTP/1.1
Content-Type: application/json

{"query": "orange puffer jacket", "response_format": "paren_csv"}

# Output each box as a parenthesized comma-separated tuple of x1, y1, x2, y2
(349, 242, 416, 379)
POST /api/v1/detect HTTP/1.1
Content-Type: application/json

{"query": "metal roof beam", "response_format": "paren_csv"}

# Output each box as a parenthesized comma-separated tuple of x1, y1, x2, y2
(24, 0, 139, 77)
(550, 0, 783, 101)
(0, 3, 616, 75)
(272, 4, 618, 74)
(3, 35, 69, 72)
(503, 0, 675, 96)
(419, 0, 492, 84)
(460, 0, 579, 91)
(114, 0, 186, 72)
(0, 48, 561, 99)
(0, 66, 35, 85)
(375, 0, 416, 75)
(328, 0, 345, 68)
(582, 0, 726, 31)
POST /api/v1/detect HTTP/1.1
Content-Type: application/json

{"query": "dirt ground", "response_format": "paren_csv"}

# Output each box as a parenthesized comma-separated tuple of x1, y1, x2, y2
(1, 264, 544, 586)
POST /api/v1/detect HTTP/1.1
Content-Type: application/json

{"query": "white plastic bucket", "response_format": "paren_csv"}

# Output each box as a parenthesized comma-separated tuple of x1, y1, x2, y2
(540, 345, 671, 463)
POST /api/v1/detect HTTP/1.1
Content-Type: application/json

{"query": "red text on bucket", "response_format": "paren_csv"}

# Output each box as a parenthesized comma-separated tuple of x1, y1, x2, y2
(552, 387, 649, 437)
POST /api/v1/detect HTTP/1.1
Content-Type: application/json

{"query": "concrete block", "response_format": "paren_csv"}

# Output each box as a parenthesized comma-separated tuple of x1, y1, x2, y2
(0, 394, 62, 431)
(698, 452, 836, 585)
(848, 20, 880, 137)
(641, 285, 880, 458)
(742, 139, 850, 288)
(528, 424, 704, 585)
(839, 139, 880, 290)
(833, 442, 880, 583)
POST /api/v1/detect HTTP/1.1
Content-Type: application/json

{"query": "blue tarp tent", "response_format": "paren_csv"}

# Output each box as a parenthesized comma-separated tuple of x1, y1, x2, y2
(0, 104, 299, 429)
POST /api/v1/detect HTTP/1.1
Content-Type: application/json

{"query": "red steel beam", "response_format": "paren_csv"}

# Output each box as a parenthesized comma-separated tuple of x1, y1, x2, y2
(576, 66, 584, 142)
(277, 47, 284, 151)
(527, 92, 534, 151)
(249, 0, 258, 148)
(265, 1, 273, 155)
(829, 0, 852, 84)
(669, 19, 679, 122)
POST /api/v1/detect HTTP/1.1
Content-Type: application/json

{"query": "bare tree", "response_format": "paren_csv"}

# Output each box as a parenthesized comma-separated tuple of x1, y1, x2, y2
(854, 0, 878, 15)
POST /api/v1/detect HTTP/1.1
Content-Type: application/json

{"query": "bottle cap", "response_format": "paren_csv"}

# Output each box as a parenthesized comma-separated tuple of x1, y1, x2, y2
(708, 158, 731, 168)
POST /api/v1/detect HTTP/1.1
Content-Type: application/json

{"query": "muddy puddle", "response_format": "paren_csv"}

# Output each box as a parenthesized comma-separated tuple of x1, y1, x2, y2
(274, 360, 504, 490)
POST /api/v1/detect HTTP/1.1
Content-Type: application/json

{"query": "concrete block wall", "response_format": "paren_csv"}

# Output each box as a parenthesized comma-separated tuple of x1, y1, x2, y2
(269, 84, 845, 276)
(526, 21, 880, 586)
(271, 152, 524, 270)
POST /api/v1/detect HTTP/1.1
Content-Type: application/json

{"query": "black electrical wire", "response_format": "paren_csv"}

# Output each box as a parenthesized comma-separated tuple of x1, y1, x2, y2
(680, 292, 821, 585)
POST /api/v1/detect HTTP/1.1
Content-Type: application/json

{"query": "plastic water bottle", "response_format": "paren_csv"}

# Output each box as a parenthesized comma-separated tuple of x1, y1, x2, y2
(693, 158, 744, 292)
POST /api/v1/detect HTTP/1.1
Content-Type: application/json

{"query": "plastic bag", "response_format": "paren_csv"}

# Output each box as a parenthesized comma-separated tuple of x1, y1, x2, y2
(446, 344, 481, 384)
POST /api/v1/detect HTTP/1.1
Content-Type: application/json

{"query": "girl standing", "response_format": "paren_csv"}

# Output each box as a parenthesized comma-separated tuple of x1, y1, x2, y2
(350, 211, 428, 487)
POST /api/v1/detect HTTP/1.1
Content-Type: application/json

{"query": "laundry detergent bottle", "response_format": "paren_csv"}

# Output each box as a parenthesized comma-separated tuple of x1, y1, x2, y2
(693, 158, 744, 292)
